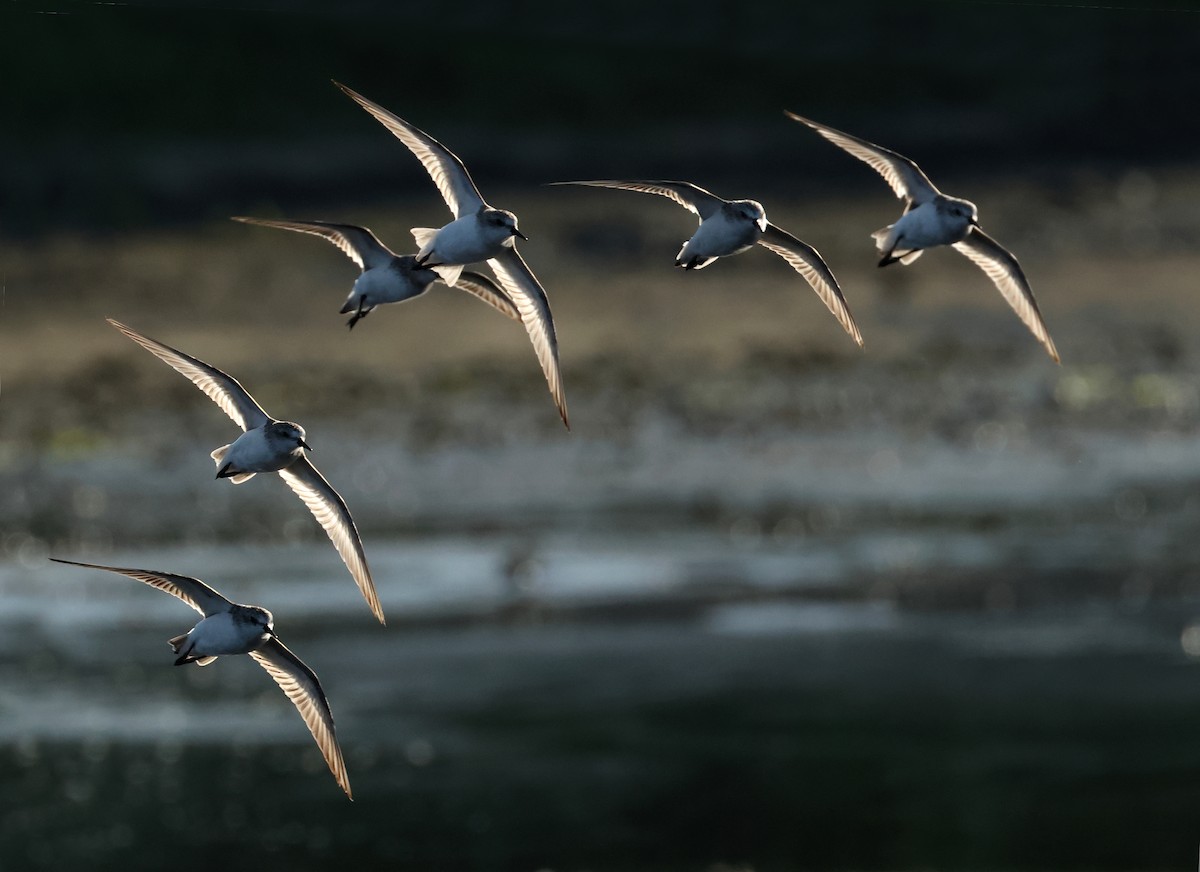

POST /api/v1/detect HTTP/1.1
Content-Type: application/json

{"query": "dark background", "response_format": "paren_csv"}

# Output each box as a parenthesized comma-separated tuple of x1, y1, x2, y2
(3, 0, 1199, 236)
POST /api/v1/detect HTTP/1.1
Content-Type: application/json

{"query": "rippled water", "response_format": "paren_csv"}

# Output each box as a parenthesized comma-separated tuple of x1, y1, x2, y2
(4, 535, 1200, 871)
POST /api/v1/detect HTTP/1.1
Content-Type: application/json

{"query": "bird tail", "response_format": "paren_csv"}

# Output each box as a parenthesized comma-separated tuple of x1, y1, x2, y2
(168, 634, 218, 667)
(210, 445, 255, 484)
(431, 264, 463, 287)
(872, 225, 923, 266)
(411, 227, 439, 259)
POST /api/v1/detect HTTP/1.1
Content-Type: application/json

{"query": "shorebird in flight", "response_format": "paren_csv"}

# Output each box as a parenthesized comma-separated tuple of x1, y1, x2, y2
(232, 217, 520, 330)
(50, 558, 353, 799)
(549, 179, 863, 347)
(335, 81, 569, 428)
(787, 112, 1058, 362)
(107, 319, 384, 625)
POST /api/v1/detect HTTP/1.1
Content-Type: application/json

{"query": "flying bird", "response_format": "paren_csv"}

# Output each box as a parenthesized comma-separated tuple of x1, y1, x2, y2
(50, 558, 352, 799)
(786, 112, 1059, 362)
(334, 81, 569, 428)
(107, 318, 385, 625)
(231, 217, 520, 330)
(549, 179, 862, 347)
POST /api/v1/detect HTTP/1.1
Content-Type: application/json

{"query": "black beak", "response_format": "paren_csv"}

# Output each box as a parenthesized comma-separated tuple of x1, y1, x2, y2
(299, 439, 312, 451)
(512, 229, 528, 241)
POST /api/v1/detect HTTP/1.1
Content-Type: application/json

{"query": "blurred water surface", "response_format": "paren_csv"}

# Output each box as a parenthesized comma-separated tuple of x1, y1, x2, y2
(3, 513, 1200, 872)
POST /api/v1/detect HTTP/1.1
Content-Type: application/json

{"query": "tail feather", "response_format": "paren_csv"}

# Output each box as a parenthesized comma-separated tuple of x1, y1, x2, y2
(431, 264, 463, 287)
(411, 227, 438, 247)
(169, 635, 217, 666)
(411, 227, 439, 263)
(211, 445, 255, 484)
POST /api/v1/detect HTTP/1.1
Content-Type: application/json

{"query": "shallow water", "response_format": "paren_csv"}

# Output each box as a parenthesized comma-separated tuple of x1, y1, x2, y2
(3, 538, 1200, 871)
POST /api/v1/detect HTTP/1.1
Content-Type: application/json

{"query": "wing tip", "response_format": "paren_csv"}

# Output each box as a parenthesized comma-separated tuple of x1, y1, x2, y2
(333, 79, 377, 113)
(356, 574, 387, 626)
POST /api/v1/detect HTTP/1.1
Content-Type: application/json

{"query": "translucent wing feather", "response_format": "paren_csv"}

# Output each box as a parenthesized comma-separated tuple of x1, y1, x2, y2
(250, 637, 352, 800)
(451, 271, 520, 321)
(757, 223, 863, 347)
(549, 179, 725, 220)
(232, 217, 395, 270)
(335, 81, 485, 218)
(486, 248, 569, 429)
(953, 228, 1059, 363)
(107, 319, 271, 432)
(49, 558, 231, 617)
(278, 456, 384, 625)
(786, 112, 939, 207)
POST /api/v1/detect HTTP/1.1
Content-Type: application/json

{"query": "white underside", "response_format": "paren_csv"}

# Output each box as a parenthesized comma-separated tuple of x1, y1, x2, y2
(212, 428, 298, 478)
(677, 213, 759, 265)
(413, 215, 511, 267)
(183, 613, 266, 657)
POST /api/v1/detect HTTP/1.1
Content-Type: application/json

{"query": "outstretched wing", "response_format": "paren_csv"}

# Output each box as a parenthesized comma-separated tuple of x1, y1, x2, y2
(486, 248, 570, 429)
(548, 180, 725, 220)
(49, 558, 231, 617)
(334, 81, 486, 219)
(277, 456, 383, 625)
(451, 271, 520, 321)
(953, 228, 1060, 363)
(107, 319, 271, 432)
(232, 217, 395, 270)
(250, 636, 352, 800)
(785, 112, 940, 208)
(757, 223, 863, 347)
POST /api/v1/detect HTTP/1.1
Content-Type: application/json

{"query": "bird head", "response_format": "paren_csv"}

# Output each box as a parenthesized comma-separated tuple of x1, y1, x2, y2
(270, 421, 311, 452)
(482, 208, 526, 243)
(732, 199, 768, 233)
